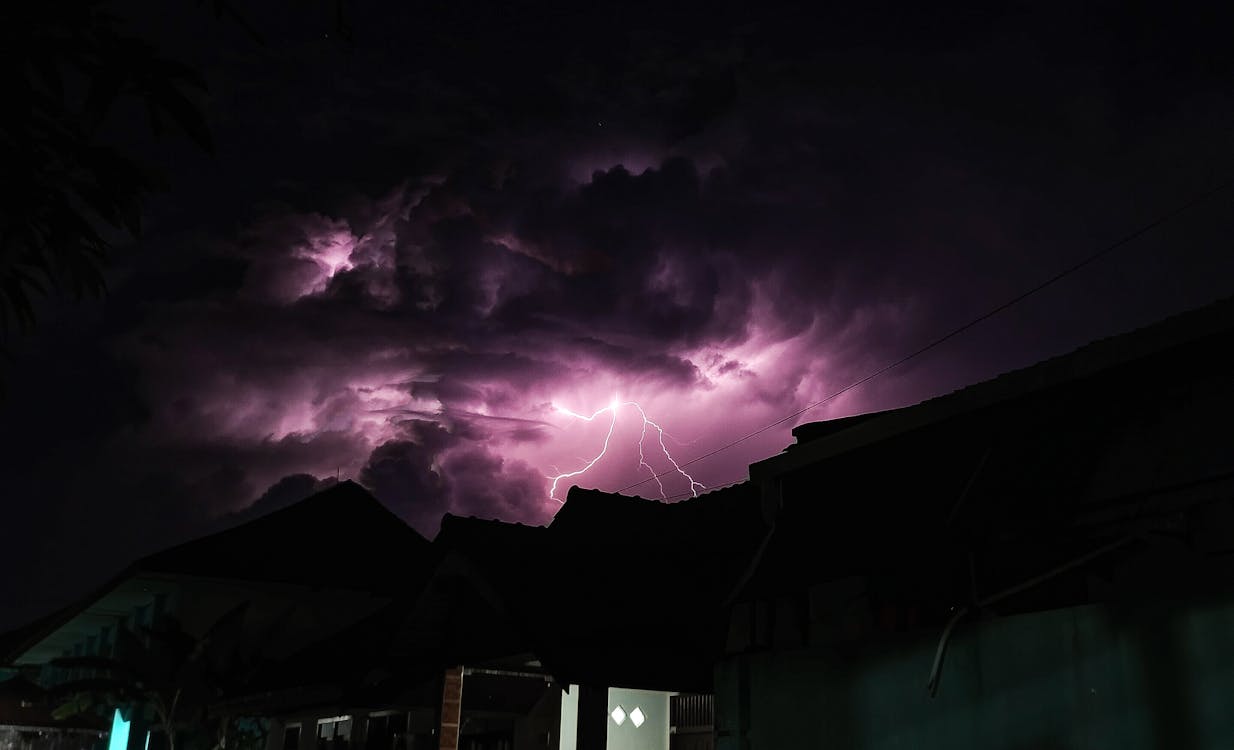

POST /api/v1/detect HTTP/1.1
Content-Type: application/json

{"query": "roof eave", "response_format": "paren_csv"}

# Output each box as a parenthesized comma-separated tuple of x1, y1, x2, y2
(753, 296, 1234, 483)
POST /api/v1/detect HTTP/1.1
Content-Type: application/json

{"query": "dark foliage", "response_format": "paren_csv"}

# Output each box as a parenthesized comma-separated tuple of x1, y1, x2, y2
(0, 2, 212, 338)
(0, 0, 354, 342)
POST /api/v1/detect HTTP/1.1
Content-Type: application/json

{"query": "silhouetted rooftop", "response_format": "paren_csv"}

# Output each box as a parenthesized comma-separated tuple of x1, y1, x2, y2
(137, 480, 430, 593)
(3, 481, 431, 668)
(552, 482, 762, 545)
(738, 293, 1234, 621)
(763, 293, 1234, 477)
(420, 483, 767, 691)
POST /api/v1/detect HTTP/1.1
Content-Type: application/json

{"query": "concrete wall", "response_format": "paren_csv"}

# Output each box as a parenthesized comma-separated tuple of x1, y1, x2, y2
(716, 596, 1234, 749)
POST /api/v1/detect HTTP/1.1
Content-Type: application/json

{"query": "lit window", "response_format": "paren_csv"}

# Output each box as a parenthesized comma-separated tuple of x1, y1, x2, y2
(630, 707, 645, 728)
(610, 706, 626, 726)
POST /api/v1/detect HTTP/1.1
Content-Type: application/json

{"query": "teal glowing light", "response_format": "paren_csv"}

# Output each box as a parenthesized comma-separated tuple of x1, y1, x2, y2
(106, 708, 151, 750)
(108, 710, 130, 750)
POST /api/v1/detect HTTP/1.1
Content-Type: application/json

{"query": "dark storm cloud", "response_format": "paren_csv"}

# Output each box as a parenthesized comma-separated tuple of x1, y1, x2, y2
(357, 420, 546, 535)
(359, 437, 450, 535)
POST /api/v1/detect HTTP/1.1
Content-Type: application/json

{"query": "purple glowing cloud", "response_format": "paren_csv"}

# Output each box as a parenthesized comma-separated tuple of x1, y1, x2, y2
(108, 157, 934, 534)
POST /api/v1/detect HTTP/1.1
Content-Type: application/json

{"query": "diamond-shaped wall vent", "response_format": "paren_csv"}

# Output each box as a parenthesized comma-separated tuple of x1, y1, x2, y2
(610, 706, 626, 726)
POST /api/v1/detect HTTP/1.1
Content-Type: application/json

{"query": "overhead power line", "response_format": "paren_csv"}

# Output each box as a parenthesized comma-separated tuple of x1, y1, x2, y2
(617, 176, 1234, 496)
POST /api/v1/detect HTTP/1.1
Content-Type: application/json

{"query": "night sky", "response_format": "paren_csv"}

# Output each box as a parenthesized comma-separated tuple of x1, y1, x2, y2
(3, 1, 1234, 628)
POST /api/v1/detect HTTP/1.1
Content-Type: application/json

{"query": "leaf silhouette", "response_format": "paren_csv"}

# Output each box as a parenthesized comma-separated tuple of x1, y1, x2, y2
(0, 0, 356, 345)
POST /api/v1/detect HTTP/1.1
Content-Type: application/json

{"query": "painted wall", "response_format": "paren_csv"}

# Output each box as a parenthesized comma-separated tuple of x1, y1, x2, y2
(716, 596, 1234, 749)
(558, 686, 579, 750)
(557, 686, 670, 750)
(514, 684, 563, 750)
(606, 688, 668, 750)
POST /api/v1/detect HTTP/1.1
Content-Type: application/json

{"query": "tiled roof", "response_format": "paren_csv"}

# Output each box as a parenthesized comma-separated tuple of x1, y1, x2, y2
(551, 482, 762, 549)
(137, 480, 431, 593)
(0, 608, 70, 667)
(759, 293, 1234, 479)
(4, 482, 432, 669)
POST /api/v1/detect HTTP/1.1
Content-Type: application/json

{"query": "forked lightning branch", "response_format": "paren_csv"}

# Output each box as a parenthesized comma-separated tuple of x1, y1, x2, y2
(547, 396, 706, 503)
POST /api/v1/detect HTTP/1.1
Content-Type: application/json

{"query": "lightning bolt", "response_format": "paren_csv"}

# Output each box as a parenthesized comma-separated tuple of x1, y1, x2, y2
(548, 395, 705, 503)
